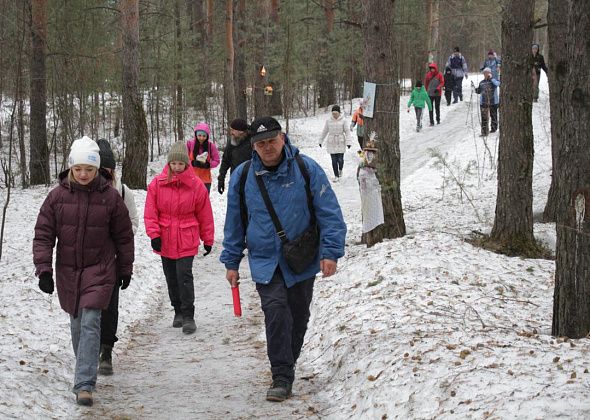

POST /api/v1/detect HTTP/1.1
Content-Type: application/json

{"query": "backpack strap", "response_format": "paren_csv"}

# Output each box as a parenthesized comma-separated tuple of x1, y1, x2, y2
(122, 184, 126, 200)
(239, 160, 252, 231)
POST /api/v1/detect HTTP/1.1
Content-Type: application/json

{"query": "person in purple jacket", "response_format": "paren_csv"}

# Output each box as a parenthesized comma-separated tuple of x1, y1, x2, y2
(33, 136, 134, 407)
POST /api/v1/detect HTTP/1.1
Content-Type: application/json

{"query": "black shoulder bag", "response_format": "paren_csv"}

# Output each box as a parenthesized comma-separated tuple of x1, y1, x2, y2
(254, 155, 320, 274)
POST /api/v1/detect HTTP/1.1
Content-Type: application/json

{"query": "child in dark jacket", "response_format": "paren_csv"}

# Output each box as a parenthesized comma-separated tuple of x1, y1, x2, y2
(33, 136, 134, 407)
(443, 67, 455, 106)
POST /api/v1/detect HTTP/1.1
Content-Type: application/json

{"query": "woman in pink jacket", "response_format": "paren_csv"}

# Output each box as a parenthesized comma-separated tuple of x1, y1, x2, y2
(144, 142, 214, 334)
(186, 122, 220, 194)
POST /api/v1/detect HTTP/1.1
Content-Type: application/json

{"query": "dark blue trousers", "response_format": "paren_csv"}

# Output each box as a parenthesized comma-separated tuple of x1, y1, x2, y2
(256, 268, 315, 383)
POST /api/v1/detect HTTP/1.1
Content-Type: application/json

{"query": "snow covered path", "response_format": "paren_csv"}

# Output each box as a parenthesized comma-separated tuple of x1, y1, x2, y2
(91, 253, 321, 419)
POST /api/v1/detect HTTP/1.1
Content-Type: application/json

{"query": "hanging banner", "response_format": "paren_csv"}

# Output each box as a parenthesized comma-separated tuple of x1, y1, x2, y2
(362, 81, 376, 118)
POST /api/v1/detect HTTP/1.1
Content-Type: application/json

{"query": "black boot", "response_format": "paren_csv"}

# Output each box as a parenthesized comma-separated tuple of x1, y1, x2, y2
(266, 379, 293, 402)
(172, 312, 183, 328)
(182, 318, 196, 334)
(98, 344, 113, 375)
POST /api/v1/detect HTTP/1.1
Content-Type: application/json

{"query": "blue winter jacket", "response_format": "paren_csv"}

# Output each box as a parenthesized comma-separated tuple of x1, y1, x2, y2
(220, 141, 347, 288)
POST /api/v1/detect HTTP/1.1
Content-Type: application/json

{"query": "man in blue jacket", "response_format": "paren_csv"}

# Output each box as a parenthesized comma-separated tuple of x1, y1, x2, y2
(220, 116, 347, 402)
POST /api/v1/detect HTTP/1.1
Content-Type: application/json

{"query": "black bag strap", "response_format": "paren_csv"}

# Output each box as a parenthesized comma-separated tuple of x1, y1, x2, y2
(121, 183, 126, 201)
(239, 160, 252, 231)
(294, 154, 316, 226)
(253, 154, 315, 243)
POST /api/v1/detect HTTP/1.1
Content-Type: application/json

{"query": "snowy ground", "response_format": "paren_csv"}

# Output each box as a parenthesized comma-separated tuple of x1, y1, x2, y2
(2, 76, 590, 419)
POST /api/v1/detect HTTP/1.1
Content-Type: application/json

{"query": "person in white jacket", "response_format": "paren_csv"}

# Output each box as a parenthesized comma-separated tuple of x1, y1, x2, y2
(319, 105, 352, 181)
(96, 139, 138, 376)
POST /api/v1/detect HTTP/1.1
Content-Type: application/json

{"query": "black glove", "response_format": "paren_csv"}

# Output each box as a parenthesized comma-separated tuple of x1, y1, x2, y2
(203, 245, 212, 256)
(347, 145, 351, 149)
(151, 237, 162, 252)
(38, 272, 54, 294)
(475, 87, 481, 94)
(319, 144, 322, 148)
(191, 160, 200, 167)
(119, 275, 131, 290)
(217, 182, 225, 194)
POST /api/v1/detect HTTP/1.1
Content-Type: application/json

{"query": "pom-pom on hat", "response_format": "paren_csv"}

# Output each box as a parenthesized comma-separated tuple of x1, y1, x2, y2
(230, 118, 249, 132)
(250, 116, 282, 145)
(167, 141, 190, 166)
(68, 136, 101, 168)
(97, 139, 116, 169)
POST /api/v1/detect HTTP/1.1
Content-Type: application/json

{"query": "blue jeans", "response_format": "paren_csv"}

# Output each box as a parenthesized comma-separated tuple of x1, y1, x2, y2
(70, 308, 101, 393)
(330, 153, 344, 177)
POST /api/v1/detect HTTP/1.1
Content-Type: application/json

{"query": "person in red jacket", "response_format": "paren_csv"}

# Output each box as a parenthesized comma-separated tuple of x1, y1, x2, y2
(186, 122, 220, 194)
(33, 136, 135, 407)
(424, 62, 444, 126)
(144, 142, 214, 335)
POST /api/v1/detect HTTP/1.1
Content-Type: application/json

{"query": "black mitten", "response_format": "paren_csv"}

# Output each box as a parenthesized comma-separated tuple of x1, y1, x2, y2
(119, 276, 131, 290)
(151, 237, 162, 252)
(38, 272, 54, 294)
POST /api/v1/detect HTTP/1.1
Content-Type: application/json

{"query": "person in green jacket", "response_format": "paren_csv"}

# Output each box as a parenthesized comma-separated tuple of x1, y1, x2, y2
(407, 80, 432, 132)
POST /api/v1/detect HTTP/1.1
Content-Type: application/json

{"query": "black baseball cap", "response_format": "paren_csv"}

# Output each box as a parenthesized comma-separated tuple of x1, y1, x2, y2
(250, 116, 282, 144)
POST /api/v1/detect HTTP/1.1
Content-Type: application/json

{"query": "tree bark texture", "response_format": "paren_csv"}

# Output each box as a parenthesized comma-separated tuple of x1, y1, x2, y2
(234, 0, 248, 119)
(225, 0, 236, 124)
(552, 1, 590, 339)
(542, 0, 568, 223)
(361, 0, 406, 245)
(174, 0, 184, 141)
(29, 0, 50, 185)
(120, 0, 148, 189)
(490, 0, 536, 252)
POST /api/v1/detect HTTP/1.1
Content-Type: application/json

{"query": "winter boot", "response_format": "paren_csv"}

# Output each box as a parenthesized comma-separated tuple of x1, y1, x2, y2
(76, 390, 93, 406)
(172, 312, 183, 328)
(98, 344, 113, 376)
(182, 318, 196, 334)
(266, 380, 293, 402)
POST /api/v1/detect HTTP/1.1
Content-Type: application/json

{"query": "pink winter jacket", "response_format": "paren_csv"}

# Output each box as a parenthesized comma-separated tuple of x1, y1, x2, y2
(144, 165, 214, 259)
(186, 122, 220, 184)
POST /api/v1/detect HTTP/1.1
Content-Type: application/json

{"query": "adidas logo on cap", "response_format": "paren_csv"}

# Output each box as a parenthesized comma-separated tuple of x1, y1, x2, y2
(257, 124, 267, 133)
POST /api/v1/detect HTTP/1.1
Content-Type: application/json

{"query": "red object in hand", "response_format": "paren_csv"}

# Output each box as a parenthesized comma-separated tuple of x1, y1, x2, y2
(232, 286, 242, 317)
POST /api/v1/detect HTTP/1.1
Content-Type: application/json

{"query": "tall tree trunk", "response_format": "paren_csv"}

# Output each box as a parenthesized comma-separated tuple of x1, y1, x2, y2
(253, 2, 269, 118)
(551, 1, 590, 339)
(174, 0, 184, 141)
(426, 0, 439, 62)
(206, 0, 214, 38)
(361, 0, 406, 245)
(490, 0, 536, 255)
(120, 0, 149, 189)
(234, 0, 247, 119)
(317, 0, 336, 108)
(224, 0, 236, 123)
(29, 0, 49, 185)
(542, 0, 568, 222)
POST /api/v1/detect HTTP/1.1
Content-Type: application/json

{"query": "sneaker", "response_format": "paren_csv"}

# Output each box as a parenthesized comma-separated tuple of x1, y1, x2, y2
(98, 345, 113, 375)
(266, 380, 292, 402)
(76, 390, 93, 406)
(453, 99, 458, 104)
(172, 313, 183, 328)
(331, 177, 339, 183)
(182, 319, 196, 334)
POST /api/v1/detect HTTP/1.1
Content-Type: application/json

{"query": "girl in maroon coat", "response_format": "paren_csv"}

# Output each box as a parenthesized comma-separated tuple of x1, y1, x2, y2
(33, 136, 134, 407)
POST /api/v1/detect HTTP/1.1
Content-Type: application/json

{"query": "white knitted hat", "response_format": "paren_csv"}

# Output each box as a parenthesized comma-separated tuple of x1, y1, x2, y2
(68, 136, 101, 168)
